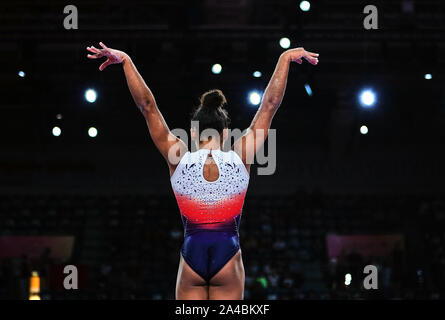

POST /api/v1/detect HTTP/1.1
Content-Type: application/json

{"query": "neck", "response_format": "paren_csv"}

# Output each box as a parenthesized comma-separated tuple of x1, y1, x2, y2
(197, 139, 222, 151)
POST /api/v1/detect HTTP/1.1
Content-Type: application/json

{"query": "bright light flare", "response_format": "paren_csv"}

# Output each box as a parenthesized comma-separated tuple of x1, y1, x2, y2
(279, 37, 291, 49)
(211, 63, 222, 74)
(360, 125, 368, 135)
(248, 91, 262, 106)
(359, 89, 376, 108)
(52, 127, 61, 137)
(300, 1, 311, 12)
(85, 89, 97, 103)
(88, 127, 98, 138)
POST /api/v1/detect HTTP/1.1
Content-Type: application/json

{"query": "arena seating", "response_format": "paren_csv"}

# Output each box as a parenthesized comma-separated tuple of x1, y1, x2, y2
(0, 192, 443, 299)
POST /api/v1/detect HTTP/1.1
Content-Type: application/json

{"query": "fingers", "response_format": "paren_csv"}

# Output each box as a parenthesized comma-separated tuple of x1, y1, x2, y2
(305, 50, 319, 57)
(99, 58, 111, 71)
(88, 46, 101, 53)
(98, 42, 112, 57)
(86, 44, 110, 62)
(305, 56, 318, 65)
(304, 51, 319, 65)
(86, 46, 103, 60)
(287, 48, 319, 65)
(86, 47, 103, 60)
(301, 55, 317, 65)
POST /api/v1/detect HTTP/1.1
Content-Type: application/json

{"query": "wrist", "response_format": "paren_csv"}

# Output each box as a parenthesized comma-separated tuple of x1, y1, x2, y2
(122, 53, 131, 65)
(279, 51, 291, 63)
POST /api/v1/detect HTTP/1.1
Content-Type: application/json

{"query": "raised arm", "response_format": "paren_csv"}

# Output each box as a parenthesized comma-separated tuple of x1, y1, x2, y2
(233, 47, 319, 169)
(86, 42, 187, 174)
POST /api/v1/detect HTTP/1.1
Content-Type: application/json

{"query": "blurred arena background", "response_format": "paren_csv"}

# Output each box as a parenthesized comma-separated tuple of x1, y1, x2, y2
(1, 0, 445, 300)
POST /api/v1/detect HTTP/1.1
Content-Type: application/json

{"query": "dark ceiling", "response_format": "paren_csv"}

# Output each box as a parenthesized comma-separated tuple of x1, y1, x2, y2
(1, 0, 445, 151)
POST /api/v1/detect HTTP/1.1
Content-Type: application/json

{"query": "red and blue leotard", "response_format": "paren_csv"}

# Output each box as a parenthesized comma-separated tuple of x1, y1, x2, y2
(170, 148, 250, 281)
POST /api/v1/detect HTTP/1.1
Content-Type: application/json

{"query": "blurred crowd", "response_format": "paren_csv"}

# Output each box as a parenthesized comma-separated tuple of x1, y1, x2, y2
(0, 192, 444, 300)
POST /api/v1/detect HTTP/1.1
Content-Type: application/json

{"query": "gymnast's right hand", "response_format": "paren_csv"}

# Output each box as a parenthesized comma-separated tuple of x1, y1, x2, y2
(283, 47, 319, 65)
(86, 42, 128, 71)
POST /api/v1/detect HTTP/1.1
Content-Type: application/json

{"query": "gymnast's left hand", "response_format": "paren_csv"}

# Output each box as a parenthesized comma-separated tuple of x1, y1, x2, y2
(86, 42, 128, 71)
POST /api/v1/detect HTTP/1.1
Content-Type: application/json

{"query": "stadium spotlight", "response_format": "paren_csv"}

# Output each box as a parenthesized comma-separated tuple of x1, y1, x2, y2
(253, 71, 262, 78)
(18, 70, 26, 78)
(248, 90, 262, 106)
(300, 1, 311, 12)
(85, 89, 97, 103)
(304, 83, 313, 96)
(344, 273, 352, 286)
(52, 126, 61, 137)
(424, 73, 432, 80)
(279, 37, 291, 49)
(88, 127, 98, 138)
(360, 125, 368, 135)
(359, 89, 376, 108)
(211, 63, 222, 74)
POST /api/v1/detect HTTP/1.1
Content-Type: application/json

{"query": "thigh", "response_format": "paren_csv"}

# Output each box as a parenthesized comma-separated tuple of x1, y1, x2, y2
(176, 254, 209, 300)
(208, 250, 245, 300)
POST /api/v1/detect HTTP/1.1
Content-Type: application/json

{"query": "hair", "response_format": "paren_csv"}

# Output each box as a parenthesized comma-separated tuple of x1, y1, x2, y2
(191, 89, 230, 136)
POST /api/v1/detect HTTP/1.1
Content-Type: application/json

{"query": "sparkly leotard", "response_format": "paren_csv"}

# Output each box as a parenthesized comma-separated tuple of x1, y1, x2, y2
(170, 148, 249, 281)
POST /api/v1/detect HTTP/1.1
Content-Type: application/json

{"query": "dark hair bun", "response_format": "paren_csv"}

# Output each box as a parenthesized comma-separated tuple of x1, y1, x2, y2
(192, 89, 231, 134)
(201, 89, 227, 111)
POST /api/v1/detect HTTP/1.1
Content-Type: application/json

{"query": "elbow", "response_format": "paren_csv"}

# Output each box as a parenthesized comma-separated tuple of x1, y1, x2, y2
(262, 91, 281, 111)
(263, 98, 280, 111)
(140, 102, 155, 115)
